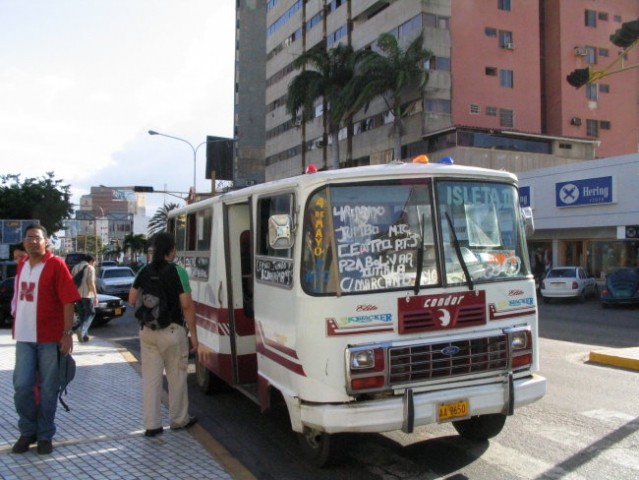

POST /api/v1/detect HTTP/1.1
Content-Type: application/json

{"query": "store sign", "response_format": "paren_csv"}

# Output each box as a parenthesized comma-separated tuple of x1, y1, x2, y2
(555, 176, 612, 207)
(625, 225, 639, 239)
(519, 186, 530, 208)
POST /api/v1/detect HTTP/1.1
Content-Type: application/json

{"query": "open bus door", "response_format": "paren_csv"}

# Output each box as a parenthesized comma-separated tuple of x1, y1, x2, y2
(223, 202, 259, 401)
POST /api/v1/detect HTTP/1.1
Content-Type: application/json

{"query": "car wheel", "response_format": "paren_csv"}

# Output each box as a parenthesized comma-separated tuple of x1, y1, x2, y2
(542, 296, 550, 304)
(297, 427, 332, 467)
(579, 290, 586, 303)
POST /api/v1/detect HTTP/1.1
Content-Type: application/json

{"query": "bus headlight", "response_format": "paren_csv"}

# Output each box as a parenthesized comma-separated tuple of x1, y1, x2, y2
(507, 328, 533, 370)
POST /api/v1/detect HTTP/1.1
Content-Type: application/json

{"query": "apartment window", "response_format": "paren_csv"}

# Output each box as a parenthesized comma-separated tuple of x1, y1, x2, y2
(486, 106, 498, 116)
(614, 15, 622, 23)
(599, 84, 610, 93)
(598, 12, 608, 21)
(426, 56, 450, 71)
(600, 120, 611, 130)
(599, 48, 609, 57)
(423, 13, 450, 29)
(585, 46, 597, 64)
(498, 0, 511, 11)
(424, 99, 451, 114)
(586, 84, 598, 101)
(485, 66, 497, 76)
(500, 69, 514, 88)
(470, 104, 481, 114)
(499, 31, 513, 48)
(485, 27, 497, 37)
(585, 10, 597, 27)
(586, 119, 599, 137)
(499, 109, 514, 128)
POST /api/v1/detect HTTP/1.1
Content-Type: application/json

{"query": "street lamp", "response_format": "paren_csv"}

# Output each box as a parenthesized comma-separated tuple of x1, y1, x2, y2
(148, 130, 230, 194)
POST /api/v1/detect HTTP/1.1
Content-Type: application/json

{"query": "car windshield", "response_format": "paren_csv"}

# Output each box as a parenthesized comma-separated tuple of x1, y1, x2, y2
(103, 268, 134, 279)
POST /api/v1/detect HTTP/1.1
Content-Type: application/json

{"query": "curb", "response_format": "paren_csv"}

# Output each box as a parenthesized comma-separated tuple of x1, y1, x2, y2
(589, 348, 639, 372)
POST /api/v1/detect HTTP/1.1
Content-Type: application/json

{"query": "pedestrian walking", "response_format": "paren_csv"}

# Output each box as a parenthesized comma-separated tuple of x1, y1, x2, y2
(129, 232, 200, 437)
(72, 254, 98, 342)
(11, 224, 80, 455)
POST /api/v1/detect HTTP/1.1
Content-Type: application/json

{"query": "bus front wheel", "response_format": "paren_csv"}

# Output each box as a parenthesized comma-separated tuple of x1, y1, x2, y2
(452, 414, 506, 441)
(297, 427, 331, 467)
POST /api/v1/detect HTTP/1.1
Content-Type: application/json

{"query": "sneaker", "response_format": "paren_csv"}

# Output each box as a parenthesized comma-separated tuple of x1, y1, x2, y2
(11, 435, 36, 454)
(171, 416, 198, 430)
(82, 335, 89, 342)
(76, 331, 83, 343)
(144, 427, 164, 437)
(37, 440, 53, 455)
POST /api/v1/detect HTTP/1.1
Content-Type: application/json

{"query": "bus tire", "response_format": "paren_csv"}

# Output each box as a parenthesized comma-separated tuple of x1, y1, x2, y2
(297, 427, 332, 467)
(452, 414, 506, 441)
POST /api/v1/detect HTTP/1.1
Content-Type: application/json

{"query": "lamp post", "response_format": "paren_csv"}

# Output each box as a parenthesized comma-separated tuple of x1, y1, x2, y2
(148, 130, 227, 195)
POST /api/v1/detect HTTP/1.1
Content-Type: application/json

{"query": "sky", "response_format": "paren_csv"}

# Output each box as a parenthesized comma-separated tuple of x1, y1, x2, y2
(0, 0, 236, 216)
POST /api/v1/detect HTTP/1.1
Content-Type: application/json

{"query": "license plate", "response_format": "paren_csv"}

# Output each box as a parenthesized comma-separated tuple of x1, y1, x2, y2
(114, 308, 122, 315)
(438, 400, 469, 422)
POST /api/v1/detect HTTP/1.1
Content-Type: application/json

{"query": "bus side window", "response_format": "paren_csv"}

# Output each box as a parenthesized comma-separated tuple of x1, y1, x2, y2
(240, 230, 254, 317)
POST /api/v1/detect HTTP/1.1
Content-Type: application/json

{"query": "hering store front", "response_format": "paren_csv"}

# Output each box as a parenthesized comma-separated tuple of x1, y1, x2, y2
(517, 154, 639, 281)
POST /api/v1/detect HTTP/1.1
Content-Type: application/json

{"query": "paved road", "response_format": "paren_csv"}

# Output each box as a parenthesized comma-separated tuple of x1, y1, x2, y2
(95, 297, 639, 479)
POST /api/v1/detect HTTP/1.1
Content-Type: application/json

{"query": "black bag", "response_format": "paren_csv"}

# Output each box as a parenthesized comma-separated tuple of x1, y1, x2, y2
(72, 265, 87, 288)
(58, 351, 76, 412)
(134, 264, 173, 330)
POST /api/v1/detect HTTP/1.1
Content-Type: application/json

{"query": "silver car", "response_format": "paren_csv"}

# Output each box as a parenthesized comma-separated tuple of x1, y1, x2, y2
(540, 266, 598, 303)
(95, 266, 136, 299)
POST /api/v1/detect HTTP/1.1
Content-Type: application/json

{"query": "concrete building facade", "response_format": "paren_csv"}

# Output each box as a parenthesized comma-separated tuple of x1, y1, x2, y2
(257, 0, 638, 182)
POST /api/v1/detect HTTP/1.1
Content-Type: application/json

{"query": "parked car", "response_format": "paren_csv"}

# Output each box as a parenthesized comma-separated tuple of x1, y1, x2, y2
(0, 276, 15, 327)
(98, 261, 118, 268)
(600, 267, 639, 307)
(95, 266, 136, 299)
(75, 293, 127, 327)
(65, 252, 87, 272)
(540, 266, 598, 303)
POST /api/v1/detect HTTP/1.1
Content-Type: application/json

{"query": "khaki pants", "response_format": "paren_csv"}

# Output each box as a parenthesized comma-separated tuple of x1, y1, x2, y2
(140, 323, 190, 430)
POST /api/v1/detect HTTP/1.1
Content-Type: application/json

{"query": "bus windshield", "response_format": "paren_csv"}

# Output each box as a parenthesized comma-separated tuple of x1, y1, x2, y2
(301, 179, 530, 295)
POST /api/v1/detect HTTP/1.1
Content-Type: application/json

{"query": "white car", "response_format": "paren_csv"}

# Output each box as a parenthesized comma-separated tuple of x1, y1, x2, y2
(95, 266, 136, 299)
(540, 266, 598, 303)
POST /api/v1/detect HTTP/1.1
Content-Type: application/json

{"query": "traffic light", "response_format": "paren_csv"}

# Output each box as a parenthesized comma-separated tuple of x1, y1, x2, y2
(610, 19, 639, 48)
(133, 186, 154, 192)
(566, 67, 591, 89)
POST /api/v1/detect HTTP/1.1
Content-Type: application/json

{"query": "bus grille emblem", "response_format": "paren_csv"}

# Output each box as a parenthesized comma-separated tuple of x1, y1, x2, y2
(441, 346, 460, 356)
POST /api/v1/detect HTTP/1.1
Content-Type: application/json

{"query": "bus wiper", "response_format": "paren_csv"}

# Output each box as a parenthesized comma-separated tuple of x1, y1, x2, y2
(445, 212, 474, 291)
(414, 214, 425, 295)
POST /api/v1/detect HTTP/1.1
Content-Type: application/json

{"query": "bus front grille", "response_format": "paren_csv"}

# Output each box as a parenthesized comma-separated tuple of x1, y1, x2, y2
(388, 335, 508, 385)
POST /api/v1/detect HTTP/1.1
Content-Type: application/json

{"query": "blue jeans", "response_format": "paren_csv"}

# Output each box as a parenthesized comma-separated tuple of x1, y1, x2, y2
(76, 298, 96, 337)
(13, 342, 60, 441)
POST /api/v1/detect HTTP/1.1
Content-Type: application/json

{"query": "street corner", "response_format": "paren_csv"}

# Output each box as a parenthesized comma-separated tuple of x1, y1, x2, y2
(588, 347, 639, 372)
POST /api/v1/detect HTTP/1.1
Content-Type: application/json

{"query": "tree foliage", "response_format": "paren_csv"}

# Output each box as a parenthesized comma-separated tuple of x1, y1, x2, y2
(0, 173, 74, 235)
(349, 33, 432, 161)
(286, 43, 359, 170)
(147, 202, 181, 237)
(122, 233, 148, 262)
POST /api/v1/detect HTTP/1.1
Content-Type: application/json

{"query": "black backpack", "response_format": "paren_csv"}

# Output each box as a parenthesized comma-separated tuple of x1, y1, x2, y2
(58, 351, 76, 412)
(134, 263, 173, 330)
(72, 265, 87, 288)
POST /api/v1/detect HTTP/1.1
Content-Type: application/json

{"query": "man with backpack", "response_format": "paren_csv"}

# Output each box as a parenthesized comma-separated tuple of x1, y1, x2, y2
(11, 224, 80, 455)
(71, 254, 98, 342)
(129, 232, 200, 437)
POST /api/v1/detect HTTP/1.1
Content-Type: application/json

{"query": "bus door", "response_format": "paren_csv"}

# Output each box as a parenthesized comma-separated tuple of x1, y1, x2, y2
(223, 201, 258, 392)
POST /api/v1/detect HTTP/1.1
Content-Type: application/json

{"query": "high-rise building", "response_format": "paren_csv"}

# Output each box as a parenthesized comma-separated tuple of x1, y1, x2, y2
(253, 0, 638, 181)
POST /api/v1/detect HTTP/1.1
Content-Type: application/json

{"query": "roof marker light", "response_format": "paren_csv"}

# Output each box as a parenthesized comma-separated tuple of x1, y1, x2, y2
(412, 154, 429, 164)
(305, 164, 318, 174)
(438, 156, 454, 164)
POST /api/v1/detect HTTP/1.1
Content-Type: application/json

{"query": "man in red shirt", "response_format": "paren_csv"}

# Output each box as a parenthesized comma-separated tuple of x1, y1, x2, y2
(11, 224, 80, 455)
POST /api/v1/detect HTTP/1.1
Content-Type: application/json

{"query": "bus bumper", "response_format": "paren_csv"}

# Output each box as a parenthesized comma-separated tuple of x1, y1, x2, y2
(296, 374, 546, 434)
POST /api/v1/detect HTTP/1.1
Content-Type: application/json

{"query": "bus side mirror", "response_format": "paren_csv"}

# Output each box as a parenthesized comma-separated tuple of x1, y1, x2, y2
(268, 214, 294, 249)
(521, 207, 534, 237)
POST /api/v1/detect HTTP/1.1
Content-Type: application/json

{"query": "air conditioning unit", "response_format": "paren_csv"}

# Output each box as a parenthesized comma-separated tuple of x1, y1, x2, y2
(504, 42, 515, 50)
(574, 47, 588, 56)
(570, 116, 582, 126)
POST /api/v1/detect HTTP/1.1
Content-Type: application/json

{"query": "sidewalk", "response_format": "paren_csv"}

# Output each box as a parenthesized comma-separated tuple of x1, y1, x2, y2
(0, 330, 236, 480)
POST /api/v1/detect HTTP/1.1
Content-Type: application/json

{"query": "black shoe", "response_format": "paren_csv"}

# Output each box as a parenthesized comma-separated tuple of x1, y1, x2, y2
(37, 440, 53, 455)
(144, 427, 164, 437)
(171, 416, 197, 430)
(11, 435, 36, 454)
(83, 335, 89, 342)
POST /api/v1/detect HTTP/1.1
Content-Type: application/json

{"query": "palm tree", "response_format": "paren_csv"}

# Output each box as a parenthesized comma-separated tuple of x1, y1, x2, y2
(286, 43, 359, 170)
(122, 233, 148, 264)
(147, 202, 181, 237)
(350, 32, 432, 161)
